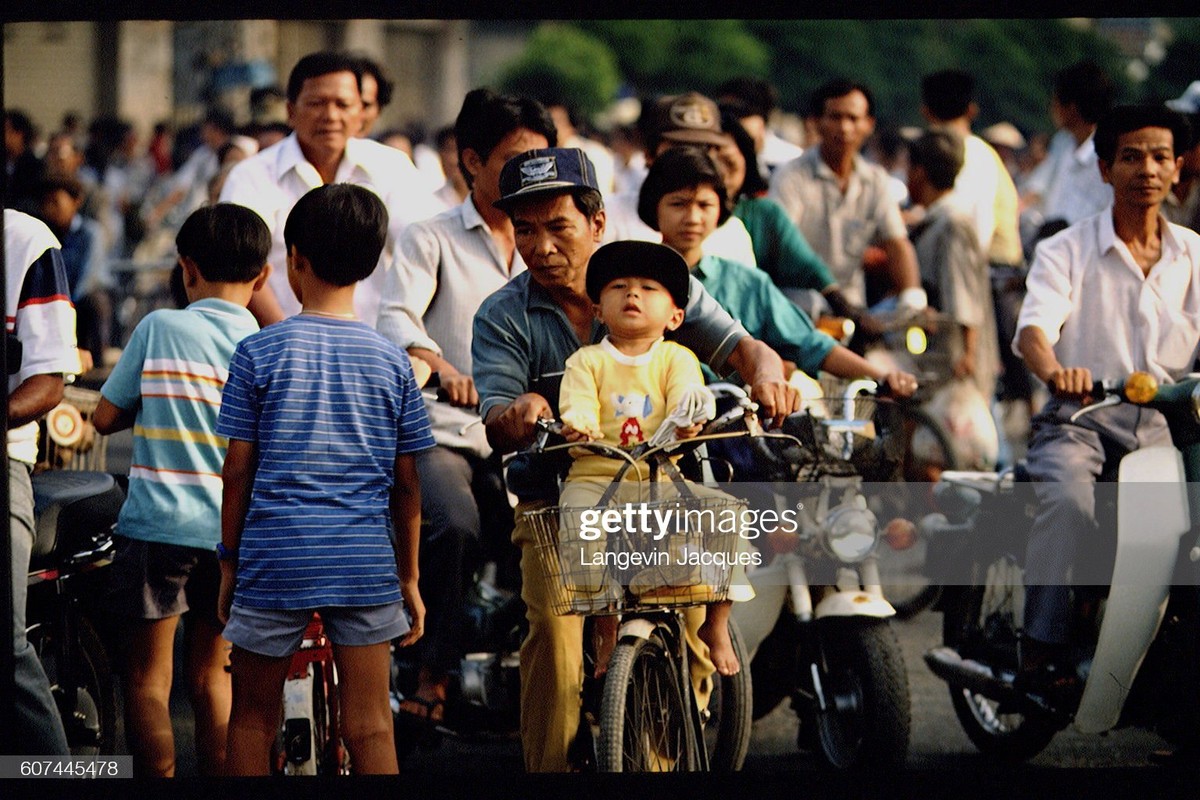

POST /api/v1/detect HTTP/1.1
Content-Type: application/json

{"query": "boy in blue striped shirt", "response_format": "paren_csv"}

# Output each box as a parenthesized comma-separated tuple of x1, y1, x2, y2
(95, 203, 271, 776)
(216, 184, 435, 775)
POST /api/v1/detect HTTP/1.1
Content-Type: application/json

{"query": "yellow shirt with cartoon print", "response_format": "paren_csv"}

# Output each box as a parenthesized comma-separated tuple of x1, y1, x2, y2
(559, 336, 703, 481)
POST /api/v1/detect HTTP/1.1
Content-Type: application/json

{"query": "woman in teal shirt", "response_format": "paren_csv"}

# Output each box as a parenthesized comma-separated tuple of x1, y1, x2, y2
(636, 145, 913, 393)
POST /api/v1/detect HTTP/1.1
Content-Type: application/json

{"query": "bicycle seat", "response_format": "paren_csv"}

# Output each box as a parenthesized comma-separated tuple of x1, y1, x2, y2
(30, 470, 124, 568)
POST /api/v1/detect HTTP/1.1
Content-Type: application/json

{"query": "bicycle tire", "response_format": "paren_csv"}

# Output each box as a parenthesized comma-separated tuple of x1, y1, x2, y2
(703, 618, 752, 772)
(598, 628, 698, 772)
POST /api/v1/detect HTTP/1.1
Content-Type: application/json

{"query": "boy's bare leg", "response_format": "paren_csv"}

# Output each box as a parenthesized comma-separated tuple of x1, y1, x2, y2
(122, 616, 181, 777)
(226, 645, 291, 775)
(697, 601, 739, 675)
(184, 617, 232, 776)
(592, 615, 619, 677)
(332, 642, 399, 774)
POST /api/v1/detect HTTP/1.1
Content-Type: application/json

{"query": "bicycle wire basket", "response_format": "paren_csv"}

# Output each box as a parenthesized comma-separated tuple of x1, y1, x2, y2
(37, 386, 111, 473)
(523, 493, 745, 616)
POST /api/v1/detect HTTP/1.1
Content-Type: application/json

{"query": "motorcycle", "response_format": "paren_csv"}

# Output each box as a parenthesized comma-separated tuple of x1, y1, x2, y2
(25, 468, 125, 755)
(699, 379, 915, 771)
(923, 371, 1200, 762)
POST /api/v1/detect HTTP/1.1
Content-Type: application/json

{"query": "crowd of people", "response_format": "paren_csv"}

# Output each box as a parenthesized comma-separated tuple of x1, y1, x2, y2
(8, 45, 1200, 777)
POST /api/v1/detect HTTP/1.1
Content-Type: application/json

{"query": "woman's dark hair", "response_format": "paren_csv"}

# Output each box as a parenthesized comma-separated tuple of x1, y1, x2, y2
(637, 145, 732, 231)
(283, 184, 388, 287)
(718, 104, 768, 199)
(454, 88, 557, 190)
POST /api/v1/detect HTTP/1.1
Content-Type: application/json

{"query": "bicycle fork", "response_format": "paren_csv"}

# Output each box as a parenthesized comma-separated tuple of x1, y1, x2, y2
(616, 615, 711, 771)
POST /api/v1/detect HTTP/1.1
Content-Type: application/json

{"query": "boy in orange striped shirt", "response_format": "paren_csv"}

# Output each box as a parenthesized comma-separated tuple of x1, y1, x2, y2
(94, 203, 270, 777)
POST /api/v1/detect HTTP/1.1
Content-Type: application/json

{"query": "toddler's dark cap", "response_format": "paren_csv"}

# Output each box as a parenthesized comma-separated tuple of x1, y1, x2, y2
(495, 147, 600, 212)
(645, 92, 728, 147)
(586, 241, 690, 310)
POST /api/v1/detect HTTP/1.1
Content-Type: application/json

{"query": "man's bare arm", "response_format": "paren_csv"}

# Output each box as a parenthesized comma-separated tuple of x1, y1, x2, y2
(724, 336, 800, 427)
(484, 393, 553, 455)
(1017, 325, 1092, 396)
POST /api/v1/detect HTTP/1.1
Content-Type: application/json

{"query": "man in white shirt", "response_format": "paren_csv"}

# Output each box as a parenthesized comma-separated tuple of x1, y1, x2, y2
(1014, 105, 1200, 700)
(1026, 61, 1117, 230)
(375, 88, 558, 721)
(603, 92, 758, 267)
(769, 79, 924, 312)
(219, 51, 434, 326)
(6, 209, 80, 754)
(920, 70, 1023, 270)
(716, 76, 804, 180)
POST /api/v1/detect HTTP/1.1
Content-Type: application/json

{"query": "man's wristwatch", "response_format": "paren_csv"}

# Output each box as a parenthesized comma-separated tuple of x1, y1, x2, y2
(215, 542, 238, 562)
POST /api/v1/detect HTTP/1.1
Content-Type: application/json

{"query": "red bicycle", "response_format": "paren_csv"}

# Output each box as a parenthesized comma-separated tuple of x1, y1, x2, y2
(274, 613, 350, 775)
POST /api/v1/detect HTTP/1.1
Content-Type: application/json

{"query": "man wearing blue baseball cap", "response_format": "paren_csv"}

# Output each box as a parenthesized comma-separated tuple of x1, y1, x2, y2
(473, 146, 800, 771)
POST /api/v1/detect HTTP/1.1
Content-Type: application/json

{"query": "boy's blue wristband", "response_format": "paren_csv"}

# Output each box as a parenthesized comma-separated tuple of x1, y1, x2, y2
(215, 542, 238, 562)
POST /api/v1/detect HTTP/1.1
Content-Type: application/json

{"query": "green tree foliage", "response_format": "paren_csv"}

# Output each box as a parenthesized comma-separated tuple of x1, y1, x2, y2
(500, 19, 1132, 137)
(1143, 19, 1200, 105)
(744, 19, 1129, 134)
(577, 20, 770, 96)
(497, 23, 621, 118)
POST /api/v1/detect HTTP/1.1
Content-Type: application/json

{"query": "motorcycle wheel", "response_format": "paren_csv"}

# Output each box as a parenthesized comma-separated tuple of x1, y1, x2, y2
(808, 618, 910, 772)
(598, 628, 698, 772)
(943, 557, 1058, 762)
(28, 613, 116, 755)
(703, 618, 752, 772)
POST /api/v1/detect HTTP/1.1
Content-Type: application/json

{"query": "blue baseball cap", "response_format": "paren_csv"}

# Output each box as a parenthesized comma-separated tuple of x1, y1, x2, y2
(494, 147, 601, 212)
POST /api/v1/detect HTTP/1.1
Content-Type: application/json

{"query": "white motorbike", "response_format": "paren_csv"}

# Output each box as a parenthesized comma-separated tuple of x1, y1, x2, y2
(699, 380, 914, 771)
(923, 372, 1200, 761)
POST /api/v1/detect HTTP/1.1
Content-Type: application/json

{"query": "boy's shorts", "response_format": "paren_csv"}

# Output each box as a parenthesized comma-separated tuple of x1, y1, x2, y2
(222, 601, 410, 658)
(106, 534, 221, 624)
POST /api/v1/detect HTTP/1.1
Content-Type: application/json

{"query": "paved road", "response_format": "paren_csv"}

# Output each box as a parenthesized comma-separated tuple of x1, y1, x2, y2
(137, 604, 1169, 778)
(99, 426, 1175, 779)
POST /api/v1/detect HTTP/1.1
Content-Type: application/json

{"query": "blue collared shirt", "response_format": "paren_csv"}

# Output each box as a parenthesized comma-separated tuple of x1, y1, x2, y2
(473, 270, 748, 499)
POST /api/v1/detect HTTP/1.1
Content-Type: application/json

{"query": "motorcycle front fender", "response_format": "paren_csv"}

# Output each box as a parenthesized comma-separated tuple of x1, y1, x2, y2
(813, 591, 896, 619)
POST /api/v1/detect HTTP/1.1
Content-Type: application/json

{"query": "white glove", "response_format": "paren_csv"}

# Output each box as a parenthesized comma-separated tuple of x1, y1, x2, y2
(644, 386, 717, 449)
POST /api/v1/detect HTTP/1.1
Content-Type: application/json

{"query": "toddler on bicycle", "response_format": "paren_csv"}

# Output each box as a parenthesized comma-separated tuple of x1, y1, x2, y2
(558, 240, 752, 676)
(95, 203, 271, 776)
(215, 184, 435, 775)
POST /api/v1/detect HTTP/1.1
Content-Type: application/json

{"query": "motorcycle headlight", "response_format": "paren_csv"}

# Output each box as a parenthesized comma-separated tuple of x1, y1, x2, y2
(821, 503, 879, 563)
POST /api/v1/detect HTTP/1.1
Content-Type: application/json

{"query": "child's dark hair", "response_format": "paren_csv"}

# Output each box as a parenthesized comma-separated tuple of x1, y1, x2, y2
(454, 88, 558, 189)
(283, 184, 388, 287)
(175, 203, 271, 283)
(1094, 104, 1191, 164)
(637, 146, 732, 231)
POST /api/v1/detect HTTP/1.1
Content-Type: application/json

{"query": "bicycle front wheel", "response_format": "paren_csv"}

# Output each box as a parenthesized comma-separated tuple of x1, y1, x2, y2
(598, 628, 699, 772)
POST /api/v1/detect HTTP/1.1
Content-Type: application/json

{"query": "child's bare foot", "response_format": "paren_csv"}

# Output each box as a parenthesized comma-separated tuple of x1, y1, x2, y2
(698, 618, 739, 676)
(592, 616, 619, 677)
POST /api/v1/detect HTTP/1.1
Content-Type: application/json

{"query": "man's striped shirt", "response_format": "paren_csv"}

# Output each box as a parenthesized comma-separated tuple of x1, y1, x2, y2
(102, 298, 259, 549)
(216, 315, 435, 610)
